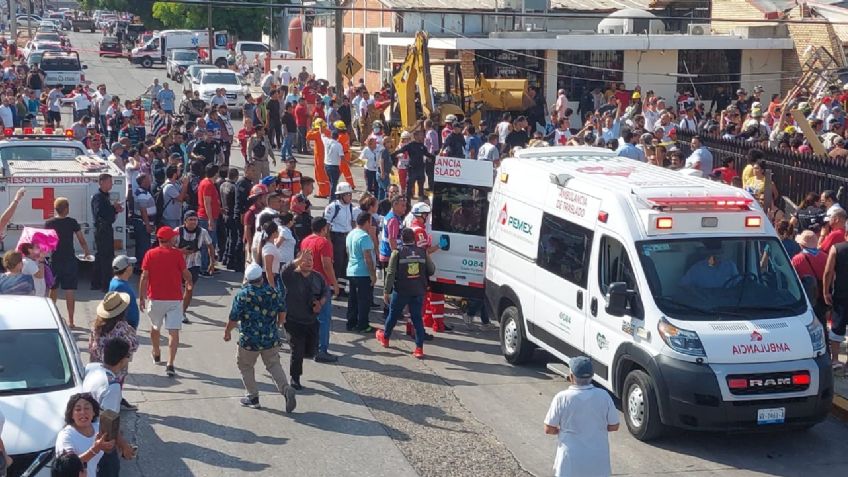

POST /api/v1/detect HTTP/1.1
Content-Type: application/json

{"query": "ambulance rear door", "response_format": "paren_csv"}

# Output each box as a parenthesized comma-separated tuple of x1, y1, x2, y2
(430, 156, 494, 298)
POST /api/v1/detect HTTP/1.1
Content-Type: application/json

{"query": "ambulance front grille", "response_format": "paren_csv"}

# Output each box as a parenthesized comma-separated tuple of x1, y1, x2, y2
(709, 323, 749, 332)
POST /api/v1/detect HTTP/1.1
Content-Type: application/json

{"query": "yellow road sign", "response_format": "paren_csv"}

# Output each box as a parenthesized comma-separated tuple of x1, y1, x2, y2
(338, 53, 363, 79)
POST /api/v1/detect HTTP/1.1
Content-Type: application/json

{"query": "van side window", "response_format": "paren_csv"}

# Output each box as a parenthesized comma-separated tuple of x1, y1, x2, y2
(599, 236, 642, 317)
(431, 183, 489, 237)
(536, 213, 593, 288)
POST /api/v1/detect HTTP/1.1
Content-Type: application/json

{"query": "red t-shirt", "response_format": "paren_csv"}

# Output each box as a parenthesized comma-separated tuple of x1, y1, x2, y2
(294, 104, 308, 127)
(820, 227, 846, 253)
(791, 251, 827, 281)
(412, 219, 430, 248)
(197, 178, 221, 220)
(300, 233, 334, 285)
(142, 246, 187, 300)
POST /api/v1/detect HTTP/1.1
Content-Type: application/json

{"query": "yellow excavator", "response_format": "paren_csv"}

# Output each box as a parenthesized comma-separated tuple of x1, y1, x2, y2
(391, 31, 533, 131)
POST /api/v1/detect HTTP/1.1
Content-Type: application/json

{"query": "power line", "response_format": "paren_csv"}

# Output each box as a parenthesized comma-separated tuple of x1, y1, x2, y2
(158, 0, 848, 26)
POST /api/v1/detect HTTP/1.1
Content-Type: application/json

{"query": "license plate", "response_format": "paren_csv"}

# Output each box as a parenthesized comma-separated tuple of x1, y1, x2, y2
(757, 407, 785, 425)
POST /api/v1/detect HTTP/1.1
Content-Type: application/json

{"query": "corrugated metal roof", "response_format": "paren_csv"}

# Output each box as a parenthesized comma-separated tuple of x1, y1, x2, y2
(378, 0, 657, 11)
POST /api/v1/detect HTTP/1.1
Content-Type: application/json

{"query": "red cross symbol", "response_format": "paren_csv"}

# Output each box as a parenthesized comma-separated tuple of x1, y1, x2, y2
(31, 187, 55, 220)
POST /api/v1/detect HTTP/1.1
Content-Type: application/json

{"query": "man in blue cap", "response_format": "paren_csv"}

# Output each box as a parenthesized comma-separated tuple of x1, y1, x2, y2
(544, 356, 619, 477)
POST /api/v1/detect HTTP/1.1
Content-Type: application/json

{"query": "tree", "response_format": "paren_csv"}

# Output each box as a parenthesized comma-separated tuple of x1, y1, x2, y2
(151, 1, 269, 41)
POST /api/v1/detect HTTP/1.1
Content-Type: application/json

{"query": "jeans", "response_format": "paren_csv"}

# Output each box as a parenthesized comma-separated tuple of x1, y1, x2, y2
(99, 114, 108, 134)
(282, 131, 296, 159)
(377, 173, 391, 200)
(270, 121, 283, 148)
(384, 292, 426, 348)
(405, 172, 426, 200)
(198, 218, 218, 272)
(346, 276, 373, 330)
(325, 164, 341, 202)
(237, 345, 290, 397)
(92, 227, 114, 291)
(221, 141, 231, 167)
(285, 320, 318, 378)
(466, 298, 490, 324)
(223, 215, 243, 270)
(364, 169, 377, 196)
(132, 217, 151, 265)
(297, 126, 308, 152)
(317, 290, 333, 353)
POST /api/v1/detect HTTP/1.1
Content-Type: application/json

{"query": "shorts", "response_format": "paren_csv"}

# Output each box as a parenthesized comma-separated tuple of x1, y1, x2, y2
(48, 110, 61, 124)
(831, 301, 848, 342)
(147, 300, 184, 331)
(188, 266, 200, 285)
(50, 258, 78, 290)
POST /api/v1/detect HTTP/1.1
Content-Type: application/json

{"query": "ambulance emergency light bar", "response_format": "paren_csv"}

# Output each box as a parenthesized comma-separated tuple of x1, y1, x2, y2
(646, 196, 753, 212)
(3, 128, 75, 138)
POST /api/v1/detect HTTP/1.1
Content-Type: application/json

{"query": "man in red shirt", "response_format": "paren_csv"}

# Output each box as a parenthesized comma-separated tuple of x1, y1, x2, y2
(139, 227, 193, 377)
(300, 217, 339, 363)
(820, 208, 847, 253)
(294, 97, 309, 154)
(197, 163, 221, 276)
(409, 202, 449, 333)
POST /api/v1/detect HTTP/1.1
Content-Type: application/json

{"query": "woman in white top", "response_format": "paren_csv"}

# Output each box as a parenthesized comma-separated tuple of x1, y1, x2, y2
(277, 212, 297, 266)
(55, 393, 114, 477)
(255, 220, 283, 291)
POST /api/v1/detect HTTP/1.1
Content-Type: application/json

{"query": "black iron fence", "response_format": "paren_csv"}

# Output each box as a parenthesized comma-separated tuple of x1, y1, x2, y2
(675, 129, 848, 204)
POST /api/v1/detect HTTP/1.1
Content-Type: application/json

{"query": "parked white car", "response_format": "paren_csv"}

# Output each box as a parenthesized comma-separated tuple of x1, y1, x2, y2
(166, 49, 199, 80)
(194, 68, 248, 113)
(0, 296, 85, 476)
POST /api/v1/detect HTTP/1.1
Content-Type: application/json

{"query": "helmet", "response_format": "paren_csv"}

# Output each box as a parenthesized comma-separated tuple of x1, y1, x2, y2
(260, 175, 277, 187)
(445, 114, 457, 123)
(411, 202, 431, 216)
(312, 118, 326, 129)
(249, 184, 269, 200)
(400, 131, 412, 139)
(334, 120, 346, 130)
(335, 181, 353, 195)
(797, 101, 812, 114)
(372, 120, 383, 128)
(631, 91, 641, 99)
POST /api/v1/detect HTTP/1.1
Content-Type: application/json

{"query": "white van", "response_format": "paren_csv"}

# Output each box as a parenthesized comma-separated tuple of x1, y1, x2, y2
(429, 156, 493, 298)
(485, 147, 832, 440)
(130, 29, 229, 68)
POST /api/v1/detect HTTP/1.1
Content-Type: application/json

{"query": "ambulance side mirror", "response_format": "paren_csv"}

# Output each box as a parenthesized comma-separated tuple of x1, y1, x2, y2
(606, 282, 631, 317)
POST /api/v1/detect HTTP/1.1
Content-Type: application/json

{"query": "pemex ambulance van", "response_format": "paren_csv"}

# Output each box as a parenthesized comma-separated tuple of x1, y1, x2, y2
(485, 147, 832, 440)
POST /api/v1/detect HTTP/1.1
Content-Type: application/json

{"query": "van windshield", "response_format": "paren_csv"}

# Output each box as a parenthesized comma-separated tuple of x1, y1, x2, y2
(40, 56, 81, 71)
(201, 73, 238, 85)
(0, 329, 74, 395)
(636, 236, 806, 320)
(173, 51, 197, 61)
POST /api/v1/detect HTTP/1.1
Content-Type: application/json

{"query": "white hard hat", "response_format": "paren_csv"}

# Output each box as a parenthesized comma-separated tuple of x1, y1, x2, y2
(445, 114, 457, 123)
(400, 131, 412, 139)
(335, 182, 353, 195)
(411, 202, 431, 215)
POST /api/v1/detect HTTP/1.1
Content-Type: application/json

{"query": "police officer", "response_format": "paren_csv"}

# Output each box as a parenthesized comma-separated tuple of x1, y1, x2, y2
(376, 228, 435, 359)
(91, 173, 123, 291)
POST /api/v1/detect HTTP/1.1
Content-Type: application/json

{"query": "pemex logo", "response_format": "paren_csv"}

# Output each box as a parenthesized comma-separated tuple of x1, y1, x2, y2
(499, 203, 533, 235)
(499, 204, 509, 225)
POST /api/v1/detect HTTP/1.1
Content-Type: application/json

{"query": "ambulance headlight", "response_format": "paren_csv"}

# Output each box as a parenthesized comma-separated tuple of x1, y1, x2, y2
(658, 317, 705, 357)
(806, 316, 826, 354)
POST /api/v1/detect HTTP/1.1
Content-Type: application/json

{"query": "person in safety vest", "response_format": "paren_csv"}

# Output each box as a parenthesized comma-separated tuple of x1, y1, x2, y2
(306, 118, 331, 198)
(409, 202, 450, 332)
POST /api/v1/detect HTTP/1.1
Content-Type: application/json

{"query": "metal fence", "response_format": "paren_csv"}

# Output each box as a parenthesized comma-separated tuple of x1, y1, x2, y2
(675, 129, 848, 204)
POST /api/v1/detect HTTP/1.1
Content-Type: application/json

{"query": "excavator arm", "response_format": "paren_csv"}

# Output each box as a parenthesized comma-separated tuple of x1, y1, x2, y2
(392, 31, 436, 130)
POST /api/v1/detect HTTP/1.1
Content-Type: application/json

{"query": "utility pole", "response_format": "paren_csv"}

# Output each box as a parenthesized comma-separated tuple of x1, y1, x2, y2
(9, 0, 17, 41)
(25, 0, 30, 40)
(269, 0, 273, 49)
(207, 1, 213, 65)
(334, 0, 343, 93)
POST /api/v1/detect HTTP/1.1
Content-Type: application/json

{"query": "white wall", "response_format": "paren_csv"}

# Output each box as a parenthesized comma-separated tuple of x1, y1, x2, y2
(623, 50, 680, 102)
(740, 49, 782, 102)
(312, 26, 336, 82)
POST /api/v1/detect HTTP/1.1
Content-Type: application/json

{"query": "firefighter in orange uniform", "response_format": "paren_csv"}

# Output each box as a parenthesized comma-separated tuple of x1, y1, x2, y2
(409, 202, 449, 333)
(305, 118, 331, 198)
(334, 120, 356, 189)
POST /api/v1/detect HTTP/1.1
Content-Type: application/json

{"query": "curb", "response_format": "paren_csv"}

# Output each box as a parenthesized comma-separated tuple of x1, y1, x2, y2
(833, 394, 848, 422)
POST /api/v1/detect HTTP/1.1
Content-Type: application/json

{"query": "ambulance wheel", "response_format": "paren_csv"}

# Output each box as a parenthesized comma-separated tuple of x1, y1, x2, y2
(141, 57, 153, 68)
(500, 305, 533, 364)
(623, 370, 665, 441)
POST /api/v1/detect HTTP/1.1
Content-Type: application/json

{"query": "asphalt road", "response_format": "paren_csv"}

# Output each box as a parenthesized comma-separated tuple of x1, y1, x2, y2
(59, 30, 848, 477)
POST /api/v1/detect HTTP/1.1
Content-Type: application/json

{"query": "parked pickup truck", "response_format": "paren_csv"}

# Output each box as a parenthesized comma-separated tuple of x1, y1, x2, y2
(71, 16, 96, 33)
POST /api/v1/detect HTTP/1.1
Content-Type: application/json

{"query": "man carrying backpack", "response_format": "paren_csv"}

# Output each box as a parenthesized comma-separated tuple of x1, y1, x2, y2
(177, 211, 215, 321)
(247, 125, 276, 179)
(160, 165, 189, 228)
(324, 182, 355, 296)
(132, 174, 156, 264)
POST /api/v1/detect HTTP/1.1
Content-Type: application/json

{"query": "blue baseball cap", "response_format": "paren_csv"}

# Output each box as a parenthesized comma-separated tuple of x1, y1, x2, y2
(569, 356, 593, 379)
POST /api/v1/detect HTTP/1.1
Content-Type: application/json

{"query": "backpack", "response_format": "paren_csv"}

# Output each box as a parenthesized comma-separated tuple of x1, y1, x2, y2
(153, 185, 174, 226)
(185, 176, 200, 211)
(251, 139, 267, 160)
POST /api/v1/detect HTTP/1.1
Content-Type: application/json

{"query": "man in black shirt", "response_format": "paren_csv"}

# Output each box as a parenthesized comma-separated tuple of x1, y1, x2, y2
(441, 122, 466, 158)
(281, 249, 328, 390)
(91, 174, 122, 291)
(267, 89, 283, 149)
(219, 167, 240, 271)
(504, 116, 530, 155)
(281, 103, 297, 160)
(190, 130, 220, 167)
(46, 197, 91, 327)
(391, 130, 435, 200)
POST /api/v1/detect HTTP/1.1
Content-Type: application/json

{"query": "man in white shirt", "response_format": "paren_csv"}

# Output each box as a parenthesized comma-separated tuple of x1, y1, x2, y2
(280, 66, 292, 86)
(323, 130, 345, 201)
(554, 89, 568, 118)
(684, 135, 714, 176)
(0, 96, 13, 129)
(360, 137, 380, 196)
(144, 78, 162, 97)
(82, 331, 136, 474)
(324, 181, 355, 293)
(94, 84, 113, 134)
(478, 133, 501, 165)
(544, 356, 619, 477)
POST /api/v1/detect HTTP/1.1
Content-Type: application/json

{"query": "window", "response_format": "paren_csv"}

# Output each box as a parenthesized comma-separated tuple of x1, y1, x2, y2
(537, 213, 593, 288)
(40, 56, 81, 71)
(556, 51, 623, 108)
(0, 145, 86, 163)
(365, 33, 380, 72)
(0, 330, 74, 395)
(676, 49, 740, 103)
(431, 183, 489, 237)
(599, 236, 642, 317)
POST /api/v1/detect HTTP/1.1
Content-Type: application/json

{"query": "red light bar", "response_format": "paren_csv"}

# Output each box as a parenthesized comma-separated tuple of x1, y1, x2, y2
(2, 128, 11, 136)
(727, 378, 748, 389)
(22, 127, 33, 134)
(43, 127, 54, 134)
(792, 373, 811, 386)
(647, 196, 753, 211)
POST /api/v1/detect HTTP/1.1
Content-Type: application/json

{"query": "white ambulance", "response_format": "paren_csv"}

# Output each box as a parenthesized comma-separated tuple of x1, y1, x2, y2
(429, 156, 493, 298)
(0, 130, 126, 255)
(485, 147, 831, 440)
